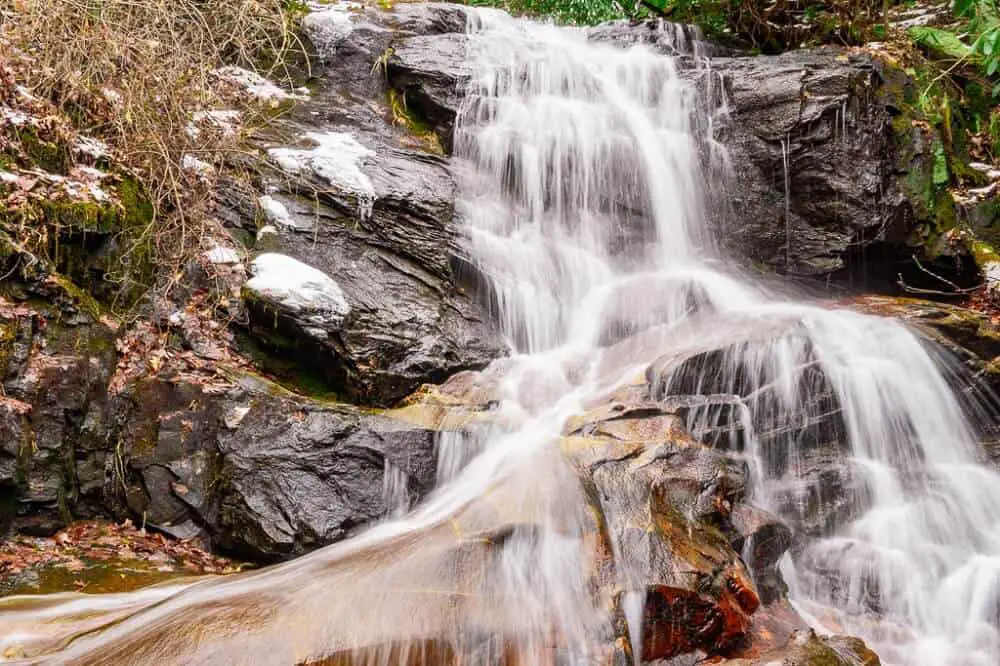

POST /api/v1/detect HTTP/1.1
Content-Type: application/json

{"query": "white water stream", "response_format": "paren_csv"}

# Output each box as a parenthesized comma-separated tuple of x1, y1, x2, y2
(4, 6, 1000, 665)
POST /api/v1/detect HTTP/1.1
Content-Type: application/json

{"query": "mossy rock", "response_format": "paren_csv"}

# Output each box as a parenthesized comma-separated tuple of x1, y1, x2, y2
(39, 200, 120, 234)
(14, 127, 72, 174)
(727, 629, 880, 665)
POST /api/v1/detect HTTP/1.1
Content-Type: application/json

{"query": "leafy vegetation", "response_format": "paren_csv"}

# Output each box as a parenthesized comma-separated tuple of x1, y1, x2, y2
(463, 0, 632, 25)
(910, 0, 1000, 96)
(643, 0, 887, 51)
(462, 0, 888, 47)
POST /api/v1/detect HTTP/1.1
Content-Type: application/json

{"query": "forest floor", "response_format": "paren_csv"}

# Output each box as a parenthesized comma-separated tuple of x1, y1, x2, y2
(0, 520, 244, 596)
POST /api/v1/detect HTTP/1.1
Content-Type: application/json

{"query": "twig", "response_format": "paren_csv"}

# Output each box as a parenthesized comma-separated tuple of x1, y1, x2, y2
(912, 253, 980, 292)
(897, 259, 981, 297)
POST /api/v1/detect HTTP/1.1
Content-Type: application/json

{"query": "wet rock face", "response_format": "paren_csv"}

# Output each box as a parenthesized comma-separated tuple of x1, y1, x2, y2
(560, 396, 767, 659)
(113, 372, 440, 561)
(387, 32, 471, 152)
(223, 1, 504, 407)
(0, 298, 116, 536)
(215, 395, 437, 558)
(711, 50, 909, 278)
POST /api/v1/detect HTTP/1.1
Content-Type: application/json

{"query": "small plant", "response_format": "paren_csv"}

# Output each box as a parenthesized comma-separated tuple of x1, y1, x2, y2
(910, 0, 1000, 97)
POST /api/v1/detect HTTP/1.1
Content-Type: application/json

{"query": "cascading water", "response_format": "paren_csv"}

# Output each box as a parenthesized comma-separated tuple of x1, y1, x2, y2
(4, 5, 1000, 665)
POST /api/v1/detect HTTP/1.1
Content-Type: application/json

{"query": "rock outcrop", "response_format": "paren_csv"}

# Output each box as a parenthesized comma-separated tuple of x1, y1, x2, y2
(385, 11, 984, 285)
(0, 294, 116, 537)
(714, 50, 906, 277)
(215, 2, 505, 407)
(113, 368, 440, 560)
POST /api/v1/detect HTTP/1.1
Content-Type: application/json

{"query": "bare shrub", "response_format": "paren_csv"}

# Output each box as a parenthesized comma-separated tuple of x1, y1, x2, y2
(0, 0, 306, 306)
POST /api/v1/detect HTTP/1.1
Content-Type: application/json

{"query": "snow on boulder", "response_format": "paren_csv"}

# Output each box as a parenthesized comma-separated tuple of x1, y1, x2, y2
(302, 1, 360, 54)
(267, 132, 376, 221)
(244, 253, 350, 337)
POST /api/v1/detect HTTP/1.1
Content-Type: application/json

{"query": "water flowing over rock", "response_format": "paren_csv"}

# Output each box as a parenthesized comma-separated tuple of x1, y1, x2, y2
(8, 3, 1000, 666)
(388, 13, 948, 283)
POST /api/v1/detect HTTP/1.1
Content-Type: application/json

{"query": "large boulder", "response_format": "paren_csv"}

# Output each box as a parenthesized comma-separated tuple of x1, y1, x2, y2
(218, 2, 504, 407)
(112, 368, 442, 561)
(714, 49, 909, 277)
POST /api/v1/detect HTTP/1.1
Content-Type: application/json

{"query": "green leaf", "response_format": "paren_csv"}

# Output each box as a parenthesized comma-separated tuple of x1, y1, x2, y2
(640, 0, 670, 14)
(909, 26, 974, 61)
(954, 0, 976, 18)
(932, 140, 950, 187)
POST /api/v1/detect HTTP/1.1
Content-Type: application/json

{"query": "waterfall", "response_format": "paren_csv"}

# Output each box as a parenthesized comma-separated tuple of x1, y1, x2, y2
(5, 6, 1000, 666)
(452, 9, 1000, 665)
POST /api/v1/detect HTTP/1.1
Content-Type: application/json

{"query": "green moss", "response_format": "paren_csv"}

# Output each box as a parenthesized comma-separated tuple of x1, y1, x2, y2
(972, 240, 1000, 267)
(932, 137, 950, 187)
(116, 176, 155, 228)
(45, 273, 105, 320)
(39, 200, 120, 234)
(0, 318, 17, 378)
(231, 325, 342, 403)
(15, 127, 71, 174)
(386, 89, 445, 155)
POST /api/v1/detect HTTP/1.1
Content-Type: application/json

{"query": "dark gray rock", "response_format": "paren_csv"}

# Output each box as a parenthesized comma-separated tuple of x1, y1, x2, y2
(387, 33, 471, 152)
(712, 49, 910, 278)
(215, 393, 437, 558)
(112, 371, 441, 561)
(220, 1, 505, 407)
(0, 299, 116, 535)
(240, 146, 505, 404)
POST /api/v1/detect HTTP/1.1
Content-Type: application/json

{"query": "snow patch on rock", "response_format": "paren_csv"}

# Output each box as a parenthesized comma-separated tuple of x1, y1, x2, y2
(1, 106, 31, 126)
(182, 154, 215, 176)
(259, 195, 314, 231)
(75, 136, 109, 160)
(259, 195, 292, 225)
(214, 67, 306, 104)
(257, 225, 279, 242)
(15, 85, 38, 102)
(245, 253, 351, 335)
(268, 132, 376, 220)
(204, 246, 242, 265)
(303, 1, 360, 53)
(187, 110, 242, 139)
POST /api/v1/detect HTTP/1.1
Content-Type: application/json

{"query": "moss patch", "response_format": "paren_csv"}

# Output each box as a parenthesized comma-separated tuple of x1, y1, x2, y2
(387, 89, 445, 155)
(14, 126, 72, 174)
